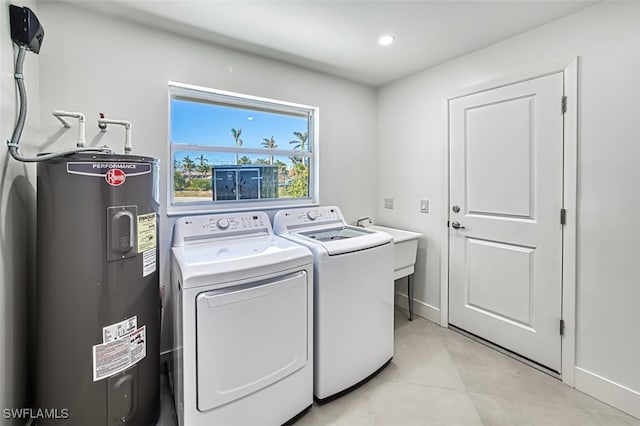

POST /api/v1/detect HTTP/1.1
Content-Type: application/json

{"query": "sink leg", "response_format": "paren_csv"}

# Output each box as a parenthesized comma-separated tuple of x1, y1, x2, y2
(408, 274, 414, 321)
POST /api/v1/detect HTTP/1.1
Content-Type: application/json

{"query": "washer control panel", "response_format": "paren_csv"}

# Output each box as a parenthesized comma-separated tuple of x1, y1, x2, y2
(216, 218, 230, 230)
(273, 206, 345, 234)
(174, 212, 271, 246)
(292, 207, 341, 224)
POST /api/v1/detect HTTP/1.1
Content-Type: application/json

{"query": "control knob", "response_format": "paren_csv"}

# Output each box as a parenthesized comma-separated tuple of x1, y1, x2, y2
(307, 211, 317, 220)
(217, 218, 230, 230)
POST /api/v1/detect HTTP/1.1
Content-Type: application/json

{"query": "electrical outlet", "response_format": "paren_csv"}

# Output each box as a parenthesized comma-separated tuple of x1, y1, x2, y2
(384, 198, 394, 209)
(420, 199, 429, 213)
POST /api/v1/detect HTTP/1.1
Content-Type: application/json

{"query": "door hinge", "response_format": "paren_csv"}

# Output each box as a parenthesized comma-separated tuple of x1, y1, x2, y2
(561, 96, 567, 114)
(560, 208, 567, 225)
(447, 220, 450, 228)
(560, 319, 565, 336)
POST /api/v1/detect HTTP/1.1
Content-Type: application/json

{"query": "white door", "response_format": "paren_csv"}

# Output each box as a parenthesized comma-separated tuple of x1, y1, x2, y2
(448, 72, 564, 372)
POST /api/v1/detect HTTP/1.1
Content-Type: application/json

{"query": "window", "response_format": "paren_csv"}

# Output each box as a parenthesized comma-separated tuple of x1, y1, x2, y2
(169, 82, 318, 212)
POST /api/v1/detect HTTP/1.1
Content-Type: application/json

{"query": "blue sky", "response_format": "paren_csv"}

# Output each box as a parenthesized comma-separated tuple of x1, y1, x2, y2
(171, 99, 308, 150)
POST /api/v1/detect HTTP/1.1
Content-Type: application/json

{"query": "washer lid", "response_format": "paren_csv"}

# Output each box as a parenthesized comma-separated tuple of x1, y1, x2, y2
(172, 235, 312, 288)
(299, 226, 372, 242)
(293, 225, 392, 256)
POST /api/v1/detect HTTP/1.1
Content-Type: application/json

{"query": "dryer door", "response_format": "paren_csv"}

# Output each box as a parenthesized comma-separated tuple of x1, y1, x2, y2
(195, 271, 309, 412)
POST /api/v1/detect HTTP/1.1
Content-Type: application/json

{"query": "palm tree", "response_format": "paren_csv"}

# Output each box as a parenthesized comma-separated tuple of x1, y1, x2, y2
(289, 131, 308, 151)
(182, 155, 195, 182)
(173, 159, 187, 191)
(196, 154, 210, 177)
(289, 131, 309, 166)
(274, 159, 289, 183)
(261, 136, 277, 165)
(231, 128, 243, 165)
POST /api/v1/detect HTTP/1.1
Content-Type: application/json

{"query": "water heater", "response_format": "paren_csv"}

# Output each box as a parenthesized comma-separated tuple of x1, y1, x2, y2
(35, 153, 160, 425)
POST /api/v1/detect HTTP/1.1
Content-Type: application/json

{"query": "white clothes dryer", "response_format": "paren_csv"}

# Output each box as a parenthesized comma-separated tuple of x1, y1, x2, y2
(171, 212, 313, 426)
(273, 206, 394, 400)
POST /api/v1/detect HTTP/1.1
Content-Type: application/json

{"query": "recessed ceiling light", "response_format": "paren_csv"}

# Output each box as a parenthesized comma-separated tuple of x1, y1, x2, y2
(378, 34, 395, 46)
(247, 116, 254, 121)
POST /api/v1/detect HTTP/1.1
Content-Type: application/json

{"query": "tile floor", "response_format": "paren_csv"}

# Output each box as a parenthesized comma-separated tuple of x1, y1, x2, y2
(158, 306, 640, 426)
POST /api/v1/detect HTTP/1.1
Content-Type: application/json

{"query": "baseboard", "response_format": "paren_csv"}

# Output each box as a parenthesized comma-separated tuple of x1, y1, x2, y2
(574, 367, 640, 419)
(394, 291, 441, 324)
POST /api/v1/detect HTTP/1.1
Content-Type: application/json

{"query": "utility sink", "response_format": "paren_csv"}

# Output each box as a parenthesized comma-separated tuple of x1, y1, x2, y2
(367, 225, 421, 280)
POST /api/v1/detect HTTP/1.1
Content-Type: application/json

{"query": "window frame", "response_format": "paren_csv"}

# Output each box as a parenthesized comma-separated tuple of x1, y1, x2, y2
(167, 81, 319, 215)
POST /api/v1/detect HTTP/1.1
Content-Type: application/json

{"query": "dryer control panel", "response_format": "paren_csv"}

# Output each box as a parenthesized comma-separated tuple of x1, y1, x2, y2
(173, 212, 271, 246)
(273, 206, 345, 234)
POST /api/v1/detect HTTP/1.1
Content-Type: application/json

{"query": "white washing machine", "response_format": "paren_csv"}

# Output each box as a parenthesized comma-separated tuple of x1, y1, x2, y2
(171, 212, 313, 426)
(273, 206, 394, 400)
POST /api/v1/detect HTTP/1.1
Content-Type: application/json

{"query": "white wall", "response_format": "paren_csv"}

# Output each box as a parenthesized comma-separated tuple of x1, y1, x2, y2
(0, 1, 39, 420)
(35, 2, 378, 354)
(377, 1, 640, 417)
(7, 0, 638, 419)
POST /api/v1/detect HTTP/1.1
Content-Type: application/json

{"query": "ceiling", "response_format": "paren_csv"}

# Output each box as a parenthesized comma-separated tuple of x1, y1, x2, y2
(74, 0, 597, 87)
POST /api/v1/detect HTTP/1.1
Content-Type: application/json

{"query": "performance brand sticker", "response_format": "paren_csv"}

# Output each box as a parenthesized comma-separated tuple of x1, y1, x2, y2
(66, 162, 152, 178)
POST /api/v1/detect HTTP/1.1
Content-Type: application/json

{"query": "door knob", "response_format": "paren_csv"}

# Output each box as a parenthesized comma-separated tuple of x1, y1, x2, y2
(451, 221, 465, 230)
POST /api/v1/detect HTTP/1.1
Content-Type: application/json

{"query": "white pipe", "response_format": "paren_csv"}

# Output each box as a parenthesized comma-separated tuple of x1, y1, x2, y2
(52, 110, 86, 147)
(97, 118, 132, 154)
(52, 115, 71, 128)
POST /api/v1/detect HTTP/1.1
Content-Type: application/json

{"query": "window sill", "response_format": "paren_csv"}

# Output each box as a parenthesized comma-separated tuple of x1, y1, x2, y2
(165, 198, 318, 217)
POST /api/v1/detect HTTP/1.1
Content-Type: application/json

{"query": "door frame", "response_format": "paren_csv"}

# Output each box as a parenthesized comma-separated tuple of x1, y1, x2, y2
(439, 58, 578, 386)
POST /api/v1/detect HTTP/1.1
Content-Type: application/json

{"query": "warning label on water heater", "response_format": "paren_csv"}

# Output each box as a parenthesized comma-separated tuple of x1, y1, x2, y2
(102, 316, 137, 343)
(142, 249, 156, 277)
(92, 321, 147, 382)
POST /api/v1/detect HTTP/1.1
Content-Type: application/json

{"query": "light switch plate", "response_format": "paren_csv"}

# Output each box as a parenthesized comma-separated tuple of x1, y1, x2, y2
(384, 198, 394, 209)
(420, 199, 429, 213)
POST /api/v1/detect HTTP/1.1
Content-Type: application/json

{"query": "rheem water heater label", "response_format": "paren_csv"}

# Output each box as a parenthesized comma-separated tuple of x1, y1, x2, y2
(138, 213, 157, 277)
(137, 213, 156, 253)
